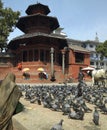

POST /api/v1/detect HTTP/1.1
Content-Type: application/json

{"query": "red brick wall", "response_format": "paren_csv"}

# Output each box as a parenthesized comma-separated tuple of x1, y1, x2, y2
(68, 49, 90, 80)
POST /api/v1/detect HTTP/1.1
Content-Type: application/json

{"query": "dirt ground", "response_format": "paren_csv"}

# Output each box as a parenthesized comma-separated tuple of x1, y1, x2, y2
(13, 95, 107, 130)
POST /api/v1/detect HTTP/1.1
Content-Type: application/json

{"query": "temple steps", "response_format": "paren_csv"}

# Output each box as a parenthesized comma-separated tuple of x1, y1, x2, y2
(0, 64, 66, 83)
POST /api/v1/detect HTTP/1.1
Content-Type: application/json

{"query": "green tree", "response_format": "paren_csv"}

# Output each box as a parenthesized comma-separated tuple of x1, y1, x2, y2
(96, 40, 107, 58)
(96, 40, 107, 67)
(0, 0, 20, 52)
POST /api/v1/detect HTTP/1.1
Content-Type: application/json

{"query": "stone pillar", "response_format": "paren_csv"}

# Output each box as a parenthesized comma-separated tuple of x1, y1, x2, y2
(61, 50, 66, 74)
(61, 47, 69, 74)
(50, 47, 56, 81)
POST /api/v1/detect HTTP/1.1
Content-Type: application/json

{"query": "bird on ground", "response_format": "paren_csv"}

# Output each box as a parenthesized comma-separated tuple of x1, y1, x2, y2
(51, 101, 61, 111)
(68, 110, 77, 119)
(61, 103, 71, 115)
(68, 110, 81, 120)
(30, 97, 37, 103)
(99, 102, 107, 114)
(81, 101, 92, 113)
(68, 107, 84, 120)
(36, 96, 42, 105)
(72, 102, 80, 113)
(50, 119, 64, 130)
(93, 107, 99, 125)
(77, 107, 85, 120)
(104, 97, 107, 104)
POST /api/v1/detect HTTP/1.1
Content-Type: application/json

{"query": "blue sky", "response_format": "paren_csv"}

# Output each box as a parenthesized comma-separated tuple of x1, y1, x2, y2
(2, 0, 107, 42)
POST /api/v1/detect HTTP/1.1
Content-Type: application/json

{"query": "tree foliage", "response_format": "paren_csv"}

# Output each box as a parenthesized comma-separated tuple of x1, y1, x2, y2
(0, 0, 20, 52)
(96, 40, 107, 59)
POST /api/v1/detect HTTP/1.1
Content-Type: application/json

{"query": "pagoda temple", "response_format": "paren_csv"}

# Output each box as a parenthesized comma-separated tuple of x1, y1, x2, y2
(2, 2, 90, 83)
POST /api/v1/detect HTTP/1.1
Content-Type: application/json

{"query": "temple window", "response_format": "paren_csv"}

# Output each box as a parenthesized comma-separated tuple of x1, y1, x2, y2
(23, 50, 27, 61)
(45, 50, 50, 62)
(28, 50, 33, 61)
(75, 52, 84, 63)
(40, 49, 44, 61)
(21, 49, 52, 63)
(34, 49, 38, 61)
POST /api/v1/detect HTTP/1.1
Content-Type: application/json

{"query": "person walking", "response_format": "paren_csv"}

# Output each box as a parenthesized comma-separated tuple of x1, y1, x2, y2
(78, 68, 84, 82)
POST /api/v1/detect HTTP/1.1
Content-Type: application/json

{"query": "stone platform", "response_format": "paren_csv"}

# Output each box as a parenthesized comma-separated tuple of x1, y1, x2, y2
(12, 82, 97, 130)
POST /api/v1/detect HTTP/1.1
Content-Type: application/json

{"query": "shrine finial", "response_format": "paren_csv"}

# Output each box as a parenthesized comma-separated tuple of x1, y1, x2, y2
(95, 32, 99, 42)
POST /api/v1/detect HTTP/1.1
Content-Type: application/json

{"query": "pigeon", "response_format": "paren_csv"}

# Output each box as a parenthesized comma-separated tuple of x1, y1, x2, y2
(68, 108, 84, 120)
(77, 107, 85, 120)
(99, 102, 107, 114)
(35, 96, 41, 105)
(61, 103, 71, 115)
(30, 97, 36, 103)
(51, 102, 61, 111)
(50, 119, 64, 130)
(68, 110, 80, 120)
(81, 101, 92, 113)
(72, 102, 80, 113)
(93, 107, 99, 125)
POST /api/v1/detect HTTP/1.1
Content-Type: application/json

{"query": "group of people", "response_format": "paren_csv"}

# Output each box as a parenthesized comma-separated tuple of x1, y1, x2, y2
(17, 62, 87, 83)
(17, 63, 49, 80)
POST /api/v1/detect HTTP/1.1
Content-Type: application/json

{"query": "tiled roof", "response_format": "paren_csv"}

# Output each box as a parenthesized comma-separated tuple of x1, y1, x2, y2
(67, 38, 101, 45)
(16, 14, 59, 33)
(10, 32, 66, 42)
(68, 44, 90, 53)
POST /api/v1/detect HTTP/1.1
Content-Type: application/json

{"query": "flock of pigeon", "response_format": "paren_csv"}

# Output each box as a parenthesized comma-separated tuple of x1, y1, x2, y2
(18, 82, 107, 130)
